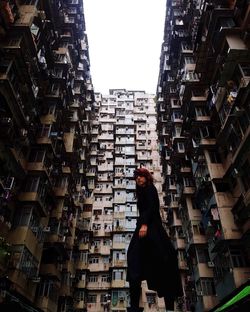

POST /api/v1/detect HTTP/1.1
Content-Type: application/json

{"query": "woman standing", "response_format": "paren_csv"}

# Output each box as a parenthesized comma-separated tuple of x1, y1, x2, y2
(127, 168, 183, 312)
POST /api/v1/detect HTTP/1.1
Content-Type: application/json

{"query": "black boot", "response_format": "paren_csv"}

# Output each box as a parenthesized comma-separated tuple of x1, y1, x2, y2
(127, 307, 144, 312)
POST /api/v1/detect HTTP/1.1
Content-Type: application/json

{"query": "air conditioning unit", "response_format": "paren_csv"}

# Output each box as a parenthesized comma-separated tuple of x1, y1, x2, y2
(197, 291, 203, 296)
(207, 261, 215, 268)
(43, 226, 51, 232)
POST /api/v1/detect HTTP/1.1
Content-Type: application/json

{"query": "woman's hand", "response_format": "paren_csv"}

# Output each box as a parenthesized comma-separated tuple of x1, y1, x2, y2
(139, 224, 148, 238)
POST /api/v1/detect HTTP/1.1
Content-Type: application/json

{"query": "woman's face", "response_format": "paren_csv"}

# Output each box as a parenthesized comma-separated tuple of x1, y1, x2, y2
(135, 175, 147, 187)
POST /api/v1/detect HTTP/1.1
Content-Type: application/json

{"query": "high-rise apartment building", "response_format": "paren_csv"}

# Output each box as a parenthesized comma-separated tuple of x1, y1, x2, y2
(0, 1, 95, 311)
(156, 1, 250, 311)
(1, 1, 249, 312)
(84, 89, 166, 312)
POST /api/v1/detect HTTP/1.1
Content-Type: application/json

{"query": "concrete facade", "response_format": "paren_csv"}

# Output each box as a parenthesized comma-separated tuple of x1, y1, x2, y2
(156, 0, 250, 311)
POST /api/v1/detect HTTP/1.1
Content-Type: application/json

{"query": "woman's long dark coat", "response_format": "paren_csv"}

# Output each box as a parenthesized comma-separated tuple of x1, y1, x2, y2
(127, 183, 183, 299)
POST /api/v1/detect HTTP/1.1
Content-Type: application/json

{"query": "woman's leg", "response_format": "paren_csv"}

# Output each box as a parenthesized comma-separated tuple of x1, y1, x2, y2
(164, 296, 175, 311)
(129, 280, 141, 310)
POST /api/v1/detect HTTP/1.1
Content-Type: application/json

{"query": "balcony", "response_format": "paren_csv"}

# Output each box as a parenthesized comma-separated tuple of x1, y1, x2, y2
(196, 295, 218, 312)
(186, 234, 207, 252)
(40, 263, 61, 281)
(75, 261, 88, 270)
(218, 35, 250, 86)
(198, 138, 217, 149)
(74, 300, 85, 310)
(113, 226, 125, 233)
(53, 185, 68, 197)
(114, 212, 125, 219)
(193, 263, 214, 281)
(232, 194, 250, 232)
(111, 280, 126, 288)
(8, 226, 43, 259)
(59, 284, 71, 297)
(182, 186, 196, 196)
(13, 5, 38, 56)
(63, 132, 75, 153)
(26, 159, 52, 177)
(40, 111, 57, 125)
(215, 192, 241, 241)
(75, 279, 86, 289)
(207, 163, 225, 180)
(0, 60, 27, 125)
(18, 189, 47, 216)
(53, 47, 71, 66)
(9, 146, 27, 174)
(36, 295, 58, 312)
(215, 267, 250, 301)
(87, 281, 111, 290)
(180, 166, 192, 174)
(46, 231, 66, 245)
(79, 240, 89, 251)
(112, 242, 126, 250)
(76, 220, 91, 232)
(175, 237, 185, 249)
(113, 259, 126, 267)
(0, 117, 16, 144)
(36, 127, 57, 152)
(89, 262, 110, 272)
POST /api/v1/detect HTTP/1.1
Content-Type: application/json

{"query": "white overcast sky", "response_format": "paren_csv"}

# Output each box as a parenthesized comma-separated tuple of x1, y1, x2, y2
(83, 0, 166, 95)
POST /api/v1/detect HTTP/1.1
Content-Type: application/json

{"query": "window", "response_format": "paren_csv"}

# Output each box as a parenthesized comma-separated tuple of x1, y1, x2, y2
(200, 126, 210, 138)
(38, 280, 57, 299)
(101, 274, 110, 282)
(89, 257, 99, 264)
(28, 150, 45, 162)
(13, 206, 32, 227)
(195, 107, 208, 117)
(177, 142, 185, 152)
(196, 248, 209, 263)
(230, 248, 247, 268)
(79, 252, 88, 262)
(209, 151, 222, 163)
(24, 177, 40, 192)
(38, 124, 51, 137)
(88, 275, 98, 283)
(87, 294, 97, 303)
(12, 245, 38, 278)
(75, 290, 85, 301)
(185, 57, 194, 64)
(200, 278, 216, 296)
(146, 293, 156, 304)
(183, 177, 194, 187)
(112, 270, 124, 280)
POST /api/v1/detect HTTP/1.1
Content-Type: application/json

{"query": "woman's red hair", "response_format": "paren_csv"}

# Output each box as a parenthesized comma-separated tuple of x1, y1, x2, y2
(134, 168, 153, 185)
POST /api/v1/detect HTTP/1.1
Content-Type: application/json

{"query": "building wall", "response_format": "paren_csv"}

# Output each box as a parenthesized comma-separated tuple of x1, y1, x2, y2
(0, 1, 95, 311)
(85, 89, 167, 312)
(156, 0, 250, 311)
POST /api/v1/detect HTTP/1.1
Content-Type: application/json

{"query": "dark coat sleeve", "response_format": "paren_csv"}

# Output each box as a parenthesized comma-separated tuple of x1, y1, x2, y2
(139, 185, 158, 225)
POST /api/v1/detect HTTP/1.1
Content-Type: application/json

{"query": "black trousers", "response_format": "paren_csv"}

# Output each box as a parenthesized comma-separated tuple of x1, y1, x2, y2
(129, 280, 175, 310)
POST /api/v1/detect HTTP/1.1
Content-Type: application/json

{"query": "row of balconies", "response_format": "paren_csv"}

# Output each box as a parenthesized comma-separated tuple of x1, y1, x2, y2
(0, 2, 94, 311)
